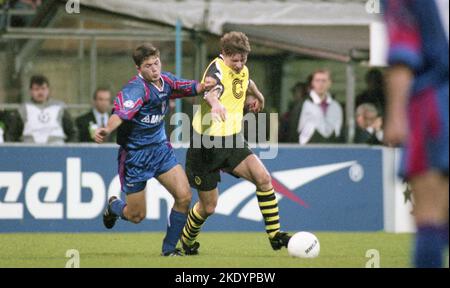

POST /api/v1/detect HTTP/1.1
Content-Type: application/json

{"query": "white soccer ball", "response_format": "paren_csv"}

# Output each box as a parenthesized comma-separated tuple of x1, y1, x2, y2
(287, 231, 320, 258)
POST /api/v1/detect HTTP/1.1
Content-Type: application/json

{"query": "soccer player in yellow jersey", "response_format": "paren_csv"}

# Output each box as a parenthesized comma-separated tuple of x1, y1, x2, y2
(181, 31, 291, 255)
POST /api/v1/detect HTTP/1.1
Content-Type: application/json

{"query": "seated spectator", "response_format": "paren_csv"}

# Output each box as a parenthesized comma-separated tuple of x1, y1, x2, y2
(297, 69, 343, 145)
(356, 68, 386, 116)
(76, 87, 115, 143)
(354, 103, 384, 145)
(0, 109, 23, 142)
(16, 75, 77, 144)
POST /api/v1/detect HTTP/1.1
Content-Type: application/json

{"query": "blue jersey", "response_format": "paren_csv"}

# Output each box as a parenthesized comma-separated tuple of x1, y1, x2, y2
(384, 0, 449, 177)
(113, 72, 198, 150)
(384, 0, 449, 98)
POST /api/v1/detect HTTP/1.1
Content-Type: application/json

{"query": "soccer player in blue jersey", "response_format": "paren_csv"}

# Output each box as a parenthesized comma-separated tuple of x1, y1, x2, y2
(95, 43, 213, 256)
(383, 0, 449, 267)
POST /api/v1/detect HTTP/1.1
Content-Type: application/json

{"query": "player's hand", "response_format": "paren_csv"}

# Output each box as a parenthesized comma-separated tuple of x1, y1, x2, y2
(245, 95, 264, 113)
(197, 76, 218, 93)
(251, 97, 264, 113)
(211, 103, 227, 122)
(204, 76, 218, 91)
(372, 117, 383, 132)
(95, 128, 110, 144)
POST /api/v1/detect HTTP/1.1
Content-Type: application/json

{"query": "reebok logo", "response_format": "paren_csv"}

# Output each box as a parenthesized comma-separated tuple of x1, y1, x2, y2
(216, 161, 364, 221)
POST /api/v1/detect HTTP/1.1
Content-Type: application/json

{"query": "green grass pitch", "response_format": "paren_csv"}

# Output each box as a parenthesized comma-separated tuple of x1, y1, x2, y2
(0, 232, 413, 268)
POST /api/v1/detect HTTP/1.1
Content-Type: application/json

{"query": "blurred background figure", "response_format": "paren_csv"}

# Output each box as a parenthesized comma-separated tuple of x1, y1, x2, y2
(383, 0, 449, 268)
(76, 87, 115, 143)
(10, 0, 42, 27)
(279, 80, 310, 143)
(356, 68, 386, 116)
(354, 103, 383, 145)
(297, 69, 343, 145)
(0, 109, 22, 143)
(16, 75, 77, 144)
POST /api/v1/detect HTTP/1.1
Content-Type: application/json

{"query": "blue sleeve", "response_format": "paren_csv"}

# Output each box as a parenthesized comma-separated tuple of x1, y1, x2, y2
(162, 72, 199, 99)
(113, 83, 147, 120)
(383, 0, 423, 71)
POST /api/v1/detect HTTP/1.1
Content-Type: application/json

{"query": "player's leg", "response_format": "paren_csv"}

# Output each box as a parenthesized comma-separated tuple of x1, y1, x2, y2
(410, 171, 449, 268)
(232, 154, 291, 250)
(103, 147, 148, 228)
(181, 188, 219, 255)
(156, 164, 192, 256)
(181, 146, 221, 255)
(103, 185, 147, 228)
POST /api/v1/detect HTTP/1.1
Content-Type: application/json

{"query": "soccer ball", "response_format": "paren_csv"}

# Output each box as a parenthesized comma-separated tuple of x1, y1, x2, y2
(287, 232, 320, 258)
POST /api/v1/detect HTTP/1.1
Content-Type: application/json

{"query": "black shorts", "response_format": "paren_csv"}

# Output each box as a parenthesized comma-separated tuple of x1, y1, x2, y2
(186, 132, 253, 191)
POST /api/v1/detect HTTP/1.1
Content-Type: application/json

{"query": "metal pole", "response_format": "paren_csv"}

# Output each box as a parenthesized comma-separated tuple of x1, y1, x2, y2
(174, 18, 183, 143)
(194, 33, 207, 83)
(79, 20, 85, 105)
(346, 62, 356, 143)
(90, 37, 97, 99)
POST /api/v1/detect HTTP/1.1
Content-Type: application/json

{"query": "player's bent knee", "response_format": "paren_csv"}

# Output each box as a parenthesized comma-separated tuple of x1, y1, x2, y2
(175, 193, 192, 210)
(204, 204, 216, 216)
(255, 171, 272, 188)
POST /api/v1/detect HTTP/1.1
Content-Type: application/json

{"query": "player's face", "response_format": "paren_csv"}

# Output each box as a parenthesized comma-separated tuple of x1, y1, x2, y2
(94, 90, 111, 114)
(223, 53, 248, 73)
(138, 56, 162, 83)
(30, 84, 50, 104)
(311, 72, 331, 96)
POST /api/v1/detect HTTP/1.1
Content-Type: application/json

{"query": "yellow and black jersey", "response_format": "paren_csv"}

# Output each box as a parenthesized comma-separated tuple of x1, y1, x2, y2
(192, 55, 249, 137)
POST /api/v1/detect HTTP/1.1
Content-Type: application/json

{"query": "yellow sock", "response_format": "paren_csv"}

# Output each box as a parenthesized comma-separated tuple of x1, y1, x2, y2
(181, 203, 206, 246)
(256, 189, 281, 239)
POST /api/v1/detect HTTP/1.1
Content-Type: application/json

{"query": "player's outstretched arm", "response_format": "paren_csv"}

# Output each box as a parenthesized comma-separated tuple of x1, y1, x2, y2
(247, 79, 265, 112)
(95, 114, 123, 144)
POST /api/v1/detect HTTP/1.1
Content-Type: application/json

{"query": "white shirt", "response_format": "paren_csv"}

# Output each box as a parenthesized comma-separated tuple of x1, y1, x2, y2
(92, 108, 108, 128)
(21, 101, 66, 144)
(297, 91, 343, 145)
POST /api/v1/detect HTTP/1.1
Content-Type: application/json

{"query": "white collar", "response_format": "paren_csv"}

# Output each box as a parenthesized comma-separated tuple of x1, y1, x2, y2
(92, 108, 108, 118)
(139, 73, 164, 92)
(310, 90, 332, 105)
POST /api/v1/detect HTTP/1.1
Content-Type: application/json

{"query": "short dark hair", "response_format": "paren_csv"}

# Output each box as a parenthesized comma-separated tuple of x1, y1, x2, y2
(133, 43, 160, 67)
(29, 75, 49, 89)
(93, 87, 111, 100)
(220, 31, 251, 56)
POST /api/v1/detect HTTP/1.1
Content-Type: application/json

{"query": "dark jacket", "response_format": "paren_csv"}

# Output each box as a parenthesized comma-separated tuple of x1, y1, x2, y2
(76, 111, 115, 143)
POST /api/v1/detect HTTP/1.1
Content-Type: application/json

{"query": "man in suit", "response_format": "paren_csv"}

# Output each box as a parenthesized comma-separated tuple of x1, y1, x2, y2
(76, 88, 115, 143)
(354, 103, 383, 145)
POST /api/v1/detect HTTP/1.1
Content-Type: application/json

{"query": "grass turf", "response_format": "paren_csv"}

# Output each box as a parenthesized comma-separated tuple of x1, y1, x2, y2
(0, 232, 412, 268)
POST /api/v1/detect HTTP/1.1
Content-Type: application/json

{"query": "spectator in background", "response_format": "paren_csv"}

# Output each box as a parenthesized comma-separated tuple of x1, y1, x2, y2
(354, 103, 383, 145)
(0, 109, 22, 142)
(16, 75, 77, 144)
(76, 88, 115, 143)
(356, 68, 386, 116)
(297, 69, 343, 145)
(279, 80, 310, 143)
